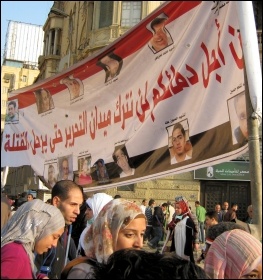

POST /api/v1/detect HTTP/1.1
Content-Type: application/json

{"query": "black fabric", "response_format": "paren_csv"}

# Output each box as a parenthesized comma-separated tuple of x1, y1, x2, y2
(169, 217, 195, 263)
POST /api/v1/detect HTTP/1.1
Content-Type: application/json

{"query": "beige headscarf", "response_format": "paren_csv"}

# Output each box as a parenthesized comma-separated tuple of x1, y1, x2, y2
(1, 199, 65, 278)
(82, 198, 146, 263)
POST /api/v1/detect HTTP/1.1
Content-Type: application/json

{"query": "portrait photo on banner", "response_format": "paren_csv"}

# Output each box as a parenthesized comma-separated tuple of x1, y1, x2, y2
(44, 162, 58, 188)
(146, 12, 174, 54)
(60, 75, 84, 100)
(166, 119, 193, 165)
(57, 154, 74, 181)
(34, 88, 55, 114)
(5, 99, 19, 123)
(227, 90, 248, 146)
(77, 155, 93, 186)
(93, 158, 110, 184)
(96, 50, 123, 83)
(112, 144, 136, 178)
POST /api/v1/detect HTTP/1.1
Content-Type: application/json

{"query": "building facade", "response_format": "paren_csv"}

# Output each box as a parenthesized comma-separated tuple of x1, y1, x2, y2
(1, 21, 44, 132)
(3, 1, 262, 220)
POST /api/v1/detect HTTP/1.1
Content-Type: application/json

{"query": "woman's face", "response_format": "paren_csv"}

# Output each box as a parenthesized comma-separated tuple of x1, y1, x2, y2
(175, 204, 183, 215)
(115, 216, 146, 251)
(240, 264, 262, 279)
(34, 227, 64, 254)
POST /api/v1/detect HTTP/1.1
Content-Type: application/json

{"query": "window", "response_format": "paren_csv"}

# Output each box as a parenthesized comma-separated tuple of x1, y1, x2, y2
(121, 1, 142, 27)
(99, 1, 113, 28)
(22, 75, 27, 82)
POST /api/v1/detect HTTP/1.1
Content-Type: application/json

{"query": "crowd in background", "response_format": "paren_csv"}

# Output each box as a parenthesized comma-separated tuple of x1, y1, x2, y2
(1, 181, 261, 279)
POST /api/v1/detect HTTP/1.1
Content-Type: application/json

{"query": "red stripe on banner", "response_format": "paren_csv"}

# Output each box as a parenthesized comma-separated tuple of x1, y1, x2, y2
(8, 1, 202, 109)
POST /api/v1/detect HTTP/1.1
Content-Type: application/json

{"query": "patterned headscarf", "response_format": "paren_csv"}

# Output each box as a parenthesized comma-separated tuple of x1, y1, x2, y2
(175, 196, 190, 216)
(82, 198, 146, 263)
(1, 199, 65, 278)
(79, 193, 113, 250)
(204, 229, 262, 279)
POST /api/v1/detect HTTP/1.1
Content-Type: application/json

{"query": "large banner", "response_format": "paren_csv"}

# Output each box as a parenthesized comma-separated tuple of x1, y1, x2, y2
(1, 1, 257, 192)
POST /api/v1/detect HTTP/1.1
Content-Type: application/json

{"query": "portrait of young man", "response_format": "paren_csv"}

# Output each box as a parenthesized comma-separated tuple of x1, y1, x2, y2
(146, 13, 173, 54)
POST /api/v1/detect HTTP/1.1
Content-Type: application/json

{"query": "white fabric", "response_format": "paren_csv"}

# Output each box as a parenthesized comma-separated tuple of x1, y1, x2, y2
(174, 216, 190, 261)
(79, 193, 113, 250)
(119, 168, 135, 178)
(171, 154, 191, 165)
(166, 205, 175, 224)
(139, 204, 146, 214)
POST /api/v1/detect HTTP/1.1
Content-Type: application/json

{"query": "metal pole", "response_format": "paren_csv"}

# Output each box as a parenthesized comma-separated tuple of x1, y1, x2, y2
(244, 68, 262, 241)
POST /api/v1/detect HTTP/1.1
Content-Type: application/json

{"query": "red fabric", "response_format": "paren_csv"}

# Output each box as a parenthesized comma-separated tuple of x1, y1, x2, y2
(175, 200, 189, 214)
(1, 242, 46, 279)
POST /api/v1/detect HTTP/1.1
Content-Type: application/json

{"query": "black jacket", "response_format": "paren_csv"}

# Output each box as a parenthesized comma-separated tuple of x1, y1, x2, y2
(152, 206, 164, 227)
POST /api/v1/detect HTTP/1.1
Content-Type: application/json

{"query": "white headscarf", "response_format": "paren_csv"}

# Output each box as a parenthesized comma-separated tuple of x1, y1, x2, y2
(79, 193, 113, 250)
(1, 199, 65, 278)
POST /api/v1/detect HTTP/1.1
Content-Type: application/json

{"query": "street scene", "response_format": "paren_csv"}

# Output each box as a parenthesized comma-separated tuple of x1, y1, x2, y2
(1, 1, 262, 279)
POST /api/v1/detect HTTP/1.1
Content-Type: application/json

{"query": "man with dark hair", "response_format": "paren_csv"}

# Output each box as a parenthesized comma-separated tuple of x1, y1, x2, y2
(5, 100, 19, 122)
(148, 15, 173, 53)
(35, 180, 84, 279)
(223, 202, 238, 222)
(147, 205, 164, 250)
(17, 191, 27, 207)
(27, 193, 34, 201)
(112, 145, 135, 178)
(144, 199, 155, 243)
(170, 122, 192, 164)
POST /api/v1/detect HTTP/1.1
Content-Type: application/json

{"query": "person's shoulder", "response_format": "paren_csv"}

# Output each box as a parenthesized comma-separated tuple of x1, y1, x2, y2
(2, 242, 28, 260)
(61, 257, 95, 279)
(2, 242, 24, 251)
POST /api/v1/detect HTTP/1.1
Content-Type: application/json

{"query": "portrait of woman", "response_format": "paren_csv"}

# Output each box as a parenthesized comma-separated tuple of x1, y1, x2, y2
(78, 156, 92, 185)
(97, 51, 123, 83)
(60, 75, 84, 100)
(34, 88, 54, 114)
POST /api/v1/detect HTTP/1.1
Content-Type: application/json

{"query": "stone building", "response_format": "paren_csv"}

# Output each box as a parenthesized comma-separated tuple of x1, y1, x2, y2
(3, 1, 262, 220)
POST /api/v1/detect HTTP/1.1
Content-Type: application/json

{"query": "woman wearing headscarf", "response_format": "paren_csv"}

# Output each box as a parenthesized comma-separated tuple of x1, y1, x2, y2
(204, 229, 262, 279)
(77, 193, 113, 256)
(62, 198, 146, 279)
(1, 199, 65, 279)
(1, 194, 11, 230)
(163, 196, 197, 263)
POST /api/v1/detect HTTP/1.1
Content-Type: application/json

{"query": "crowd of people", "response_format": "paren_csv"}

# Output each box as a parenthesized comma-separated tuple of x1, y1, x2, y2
(1, 182, 261, 279)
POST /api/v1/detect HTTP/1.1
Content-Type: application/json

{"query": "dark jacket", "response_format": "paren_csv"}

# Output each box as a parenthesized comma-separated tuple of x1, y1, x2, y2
(152, 206, 164, 227)
(170, 217, 196, 263)
(145, 206, 153, 226)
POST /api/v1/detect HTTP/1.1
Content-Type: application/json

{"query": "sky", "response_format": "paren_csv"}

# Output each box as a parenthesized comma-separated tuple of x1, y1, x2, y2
(1, 1, 54, 64)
